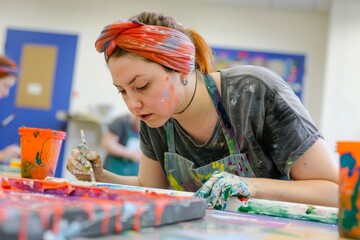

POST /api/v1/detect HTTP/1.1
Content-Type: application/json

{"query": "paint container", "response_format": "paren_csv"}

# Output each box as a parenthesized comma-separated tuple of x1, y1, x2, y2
(338, 141, 360, 238)
(18, 127, 66, 180)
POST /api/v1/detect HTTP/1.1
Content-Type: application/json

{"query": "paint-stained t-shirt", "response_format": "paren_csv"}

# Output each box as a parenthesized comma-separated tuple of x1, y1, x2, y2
(140, 65, 322, 179)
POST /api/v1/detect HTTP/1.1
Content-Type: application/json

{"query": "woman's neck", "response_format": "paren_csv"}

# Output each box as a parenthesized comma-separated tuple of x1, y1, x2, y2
(173, 72, 219, 144)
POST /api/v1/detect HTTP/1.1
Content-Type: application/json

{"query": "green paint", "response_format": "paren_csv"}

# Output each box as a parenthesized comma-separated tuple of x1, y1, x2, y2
(237, 200, 338, 224)
(35, 152, 42, 165)
(21, 160, 36, 178)
(340, 153, 359, 231)
(306, 205, 316, 214)
(223, 185, 231, 200)
(263, 228, 301, 237)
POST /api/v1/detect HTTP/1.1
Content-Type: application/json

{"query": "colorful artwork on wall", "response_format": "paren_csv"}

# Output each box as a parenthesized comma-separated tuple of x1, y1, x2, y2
(212, 47, 306, 100)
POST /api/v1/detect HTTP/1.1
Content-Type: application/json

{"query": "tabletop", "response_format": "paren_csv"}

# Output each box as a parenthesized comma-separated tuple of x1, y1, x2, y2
(74, 209, 343, 240)
(0, 173, 348, 240)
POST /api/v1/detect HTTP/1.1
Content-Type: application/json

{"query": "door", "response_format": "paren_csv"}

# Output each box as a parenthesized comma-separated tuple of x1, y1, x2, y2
(0, 29, 78, 177)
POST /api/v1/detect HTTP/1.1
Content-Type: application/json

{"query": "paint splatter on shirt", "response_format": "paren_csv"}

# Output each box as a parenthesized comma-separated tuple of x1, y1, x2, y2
(140, 65, 322, 180)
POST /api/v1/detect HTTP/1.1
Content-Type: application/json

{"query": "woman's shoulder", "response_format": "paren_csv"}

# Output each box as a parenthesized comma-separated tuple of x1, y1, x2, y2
(219, 65, 290, 92)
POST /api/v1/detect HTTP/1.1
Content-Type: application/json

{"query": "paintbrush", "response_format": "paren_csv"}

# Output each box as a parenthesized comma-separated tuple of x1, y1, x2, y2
(0, 112, 16, 128)
(80, 129, 96, 186)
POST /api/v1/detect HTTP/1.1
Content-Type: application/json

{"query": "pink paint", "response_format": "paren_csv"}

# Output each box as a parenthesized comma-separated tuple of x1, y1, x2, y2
(101, 204, 112, 234)
(114, 207, 123, 233)
(51, 205, 64, 234)
(19, 211, 28, 240)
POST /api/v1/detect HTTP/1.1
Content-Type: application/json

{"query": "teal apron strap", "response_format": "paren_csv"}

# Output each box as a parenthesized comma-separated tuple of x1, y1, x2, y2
(166, 118, 176, 153)
(203, 74, 241, 156)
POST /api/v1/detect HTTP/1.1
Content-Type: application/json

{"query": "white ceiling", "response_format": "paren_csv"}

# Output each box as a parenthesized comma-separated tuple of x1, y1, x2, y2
(192, 0, 332, 13)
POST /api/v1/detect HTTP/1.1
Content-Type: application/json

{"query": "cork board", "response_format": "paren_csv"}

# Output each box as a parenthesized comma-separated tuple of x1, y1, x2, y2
(16, 44, 57, 109)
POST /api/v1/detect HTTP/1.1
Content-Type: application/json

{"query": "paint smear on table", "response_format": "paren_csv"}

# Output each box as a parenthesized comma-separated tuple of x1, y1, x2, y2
(75, 180, 338, 224)
(226, 197, 338, 224)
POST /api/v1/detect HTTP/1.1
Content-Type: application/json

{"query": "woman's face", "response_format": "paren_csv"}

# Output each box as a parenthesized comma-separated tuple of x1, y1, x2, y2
(0, 75, 16, 99)
(108, 54, 184, 128)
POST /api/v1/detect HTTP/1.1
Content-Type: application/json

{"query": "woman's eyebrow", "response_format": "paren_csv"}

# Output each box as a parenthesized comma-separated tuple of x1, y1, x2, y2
(113, 74, 145, 88)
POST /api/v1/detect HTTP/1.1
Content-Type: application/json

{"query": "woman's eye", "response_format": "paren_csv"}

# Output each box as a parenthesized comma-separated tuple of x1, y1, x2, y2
(118, 89, 126, 94)
(136, 84, 148, 91)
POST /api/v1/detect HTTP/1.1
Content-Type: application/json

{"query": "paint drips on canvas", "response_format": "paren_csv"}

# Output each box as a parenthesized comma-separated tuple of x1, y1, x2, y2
(0, 177, 206, 239)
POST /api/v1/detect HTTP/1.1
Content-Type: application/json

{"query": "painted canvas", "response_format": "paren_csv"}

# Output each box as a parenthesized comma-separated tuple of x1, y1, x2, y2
(0, 177, 206, 239)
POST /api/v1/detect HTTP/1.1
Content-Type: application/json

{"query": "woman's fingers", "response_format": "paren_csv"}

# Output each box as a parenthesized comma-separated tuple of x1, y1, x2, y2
(194, 171, 252, 210)
(194, 170, 222, 198)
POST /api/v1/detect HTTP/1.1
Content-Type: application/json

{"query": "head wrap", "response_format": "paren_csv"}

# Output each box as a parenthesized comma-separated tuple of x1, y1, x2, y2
(95, 20, 195, 74)
(0, 56, 19, 78)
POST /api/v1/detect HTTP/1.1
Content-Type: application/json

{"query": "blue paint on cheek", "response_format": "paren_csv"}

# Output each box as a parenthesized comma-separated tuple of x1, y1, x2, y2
(161, 90, 168, 103)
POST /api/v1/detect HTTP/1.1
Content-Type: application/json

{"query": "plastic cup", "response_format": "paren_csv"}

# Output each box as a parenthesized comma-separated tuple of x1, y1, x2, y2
(18, 127, 66, 180)
(337, 141, 360, 238)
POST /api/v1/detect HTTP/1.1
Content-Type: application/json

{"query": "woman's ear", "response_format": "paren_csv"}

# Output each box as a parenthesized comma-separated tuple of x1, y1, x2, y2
(179, 72, 189, 82)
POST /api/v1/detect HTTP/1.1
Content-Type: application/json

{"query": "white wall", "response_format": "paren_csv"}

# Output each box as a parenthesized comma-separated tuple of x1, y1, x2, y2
(0, 0, 329, 125)
(320, 0, 360, 154)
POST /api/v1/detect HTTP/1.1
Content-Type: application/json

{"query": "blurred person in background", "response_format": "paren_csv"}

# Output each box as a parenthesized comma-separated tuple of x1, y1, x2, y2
(0, 55, 20, 163)
(101, 114, 141, 176)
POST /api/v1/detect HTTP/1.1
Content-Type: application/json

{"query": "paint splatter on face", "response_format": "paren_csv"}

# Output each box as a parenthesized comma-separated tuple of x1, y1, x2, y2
(161, 76, 171, 103)
(108, 55, 183, 128)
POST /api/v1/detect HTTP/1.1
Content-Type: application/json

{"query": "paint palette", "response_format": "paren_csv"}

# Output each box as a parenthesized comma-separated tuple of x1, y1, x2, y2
(0, 177, 206, 239)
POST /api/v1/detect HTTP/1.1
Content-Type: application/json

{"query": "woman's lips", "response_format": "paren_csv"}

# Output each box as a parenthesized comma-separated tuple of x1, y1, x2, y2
(138, 114, 152, 121)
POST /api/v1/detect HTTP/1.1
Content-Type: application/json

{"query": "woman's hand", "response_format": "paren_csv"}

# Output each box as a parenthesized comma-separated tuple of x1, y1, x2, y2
(66, 144, 104, 182)
(194, 171, 253, 210)
(0, 144, 20, 162)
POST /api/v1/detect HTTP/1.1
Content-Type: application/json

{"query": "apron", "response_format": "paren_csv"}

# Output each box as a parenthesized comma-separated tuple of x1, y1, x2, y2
(103, 128, 140, 176)
(164, 74, 255, 192)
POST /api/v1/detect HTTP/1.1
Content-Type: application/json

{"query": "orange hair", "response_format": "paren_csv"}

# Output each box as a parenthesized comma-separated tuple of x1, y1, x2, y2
(186, 29, 214, 74)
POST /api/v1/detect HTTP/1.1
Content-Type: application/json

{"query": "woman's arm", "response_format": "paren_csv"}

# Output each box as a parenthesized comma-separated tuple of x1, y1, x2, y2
(98, 153, 168, 188)
(68, 148, 169, 189)
(195, 138, 339, 208)
(245, 138, 339, 207)
(101, 131, 140, 162)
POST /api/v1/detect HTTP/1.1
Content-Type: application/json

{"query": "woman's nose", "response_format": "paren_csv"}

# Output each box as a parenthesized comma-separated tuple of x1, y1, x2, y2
(126, 95, 142, 110)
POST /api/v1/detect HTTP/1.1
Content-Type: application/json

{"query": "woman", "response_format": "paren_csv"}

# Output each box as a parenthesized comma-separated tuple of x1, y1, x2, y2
(67, 11, 338, 208)
(0, 55, 20, 162)
(102, 114, 141, 176)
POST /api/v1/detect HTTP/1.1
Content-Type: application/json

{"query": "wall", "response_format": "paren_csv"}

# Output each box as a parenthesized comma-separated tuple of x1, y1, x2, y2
(320, 0, 360, 155)
(0, 0, 329, 125)
(1, 0, 334, 176)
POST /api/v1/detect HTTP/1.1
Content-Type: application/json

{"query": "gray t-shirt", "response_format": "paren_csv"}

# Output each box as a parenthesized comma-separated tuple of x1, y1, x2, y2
(140, 65, 322, 179)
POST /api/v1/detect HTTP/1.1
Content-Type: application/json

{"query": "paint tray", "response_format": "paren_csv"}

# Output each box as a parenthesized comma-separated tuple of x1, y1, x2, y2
(0, 177, 206, 239)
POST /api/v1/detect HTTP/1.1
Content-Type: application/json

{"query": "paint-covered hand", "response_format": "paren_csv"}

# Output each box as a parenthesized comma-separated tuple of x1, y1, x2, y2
(0, 144, 20, 162)
(194, 171, 252, 210)
(66, 144, 104, 182)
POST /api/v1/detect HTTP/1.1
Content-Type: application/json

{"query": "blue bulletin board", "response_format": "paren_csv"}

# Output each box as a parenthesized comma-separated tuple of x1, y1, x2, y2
(212, 47, 306, 100)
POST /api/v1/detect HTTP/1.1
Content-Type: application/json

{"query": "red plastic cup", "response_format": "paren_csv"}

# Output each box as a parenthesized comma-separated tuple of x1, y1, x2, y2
(18, 127, 66, 179)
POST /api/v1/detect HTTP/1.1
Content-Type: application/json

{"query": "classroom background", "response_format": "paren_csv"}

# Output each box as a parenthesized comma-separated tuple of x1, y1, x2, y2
(0, 0, 359, 178)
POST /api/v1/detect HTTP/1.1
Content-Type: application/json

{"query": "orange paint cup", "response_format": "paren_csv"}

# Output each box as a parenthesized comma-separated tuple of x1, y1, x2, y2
(18, 127, 66, 180)
(337, 141, 360, 238)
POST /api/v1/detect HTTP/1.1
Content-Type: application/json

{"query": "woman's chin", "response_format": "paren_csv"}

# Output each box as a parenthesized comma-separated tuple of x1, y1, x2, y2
(142, 116, 170, 128)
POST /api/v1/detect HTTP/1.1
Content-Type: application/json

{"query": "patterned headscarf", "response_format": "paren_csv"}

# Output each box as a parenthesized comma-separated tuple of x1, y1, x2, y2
(95, 20, 195, 74)
(0, 56, 19, 78)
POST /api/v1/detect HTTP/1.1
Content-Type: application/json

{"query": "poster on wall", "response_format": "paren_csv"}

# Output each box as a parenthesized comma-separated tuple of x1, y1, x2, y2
(211, 47, 306, 100)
